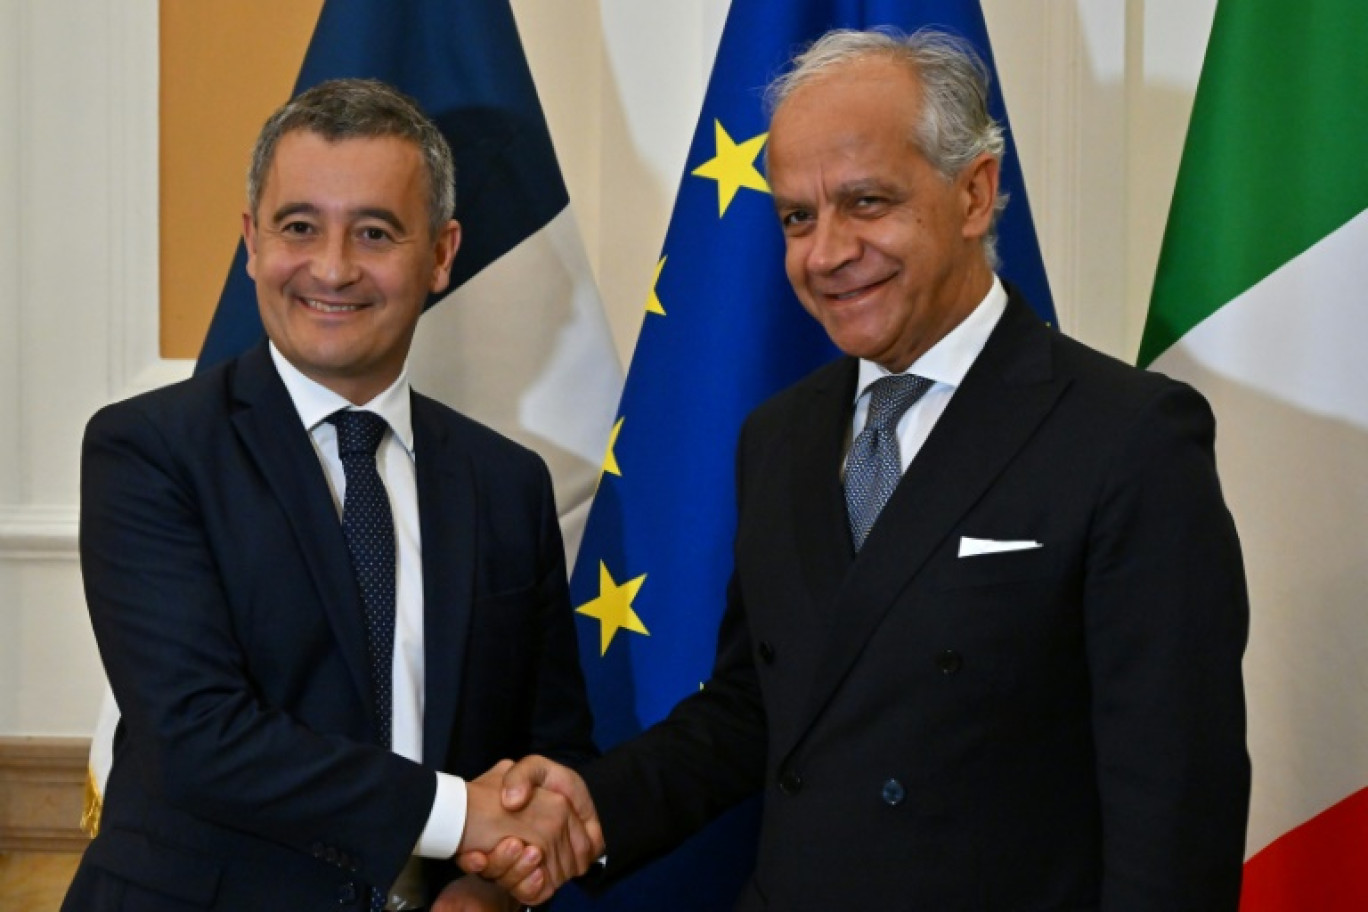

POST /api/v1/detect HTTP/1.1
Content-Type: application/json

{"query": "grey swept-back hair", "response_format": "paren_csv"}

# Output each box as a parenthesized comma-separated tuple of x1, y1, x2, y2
(765, 27, 1008, 268)
(247, 78, 456, 236)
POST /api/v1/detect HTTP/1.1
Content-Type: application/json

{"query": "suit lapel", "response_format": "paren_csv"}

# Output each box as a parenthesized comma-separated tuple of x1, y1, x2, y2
(229, 343, 377, 729)
(411, 396, 477, 768)
(789, 296, 1070, 754)
(789, 359, 858, 607)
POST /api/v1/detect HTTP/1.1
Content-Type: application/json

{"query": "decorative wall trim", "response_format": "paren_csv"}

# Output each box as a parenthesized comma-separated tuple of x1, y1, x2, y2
(106, 0, 167, 403)
(0, 737, 90, 853)
(0, 506, 78, 561)
(1039, 2, 1082, 336)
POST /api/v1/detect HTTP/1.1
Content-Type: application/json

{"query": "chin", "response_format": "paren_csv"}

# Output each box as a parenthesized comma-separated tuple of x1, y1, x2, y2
(820, 323, 887, 362)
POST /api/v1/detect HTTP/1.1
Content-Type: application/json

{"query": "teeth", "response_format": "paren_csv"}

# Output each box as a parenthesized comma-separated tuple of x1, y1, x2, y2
(304, 298, 362, 313)
(831, 282, 884, 301)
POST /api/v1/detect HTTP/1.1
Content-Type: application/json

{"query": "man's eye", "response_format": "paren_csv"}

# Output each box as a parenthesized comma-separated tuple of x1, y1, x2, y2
(359, 226, 393, 243)
(280, 221, 315, 236)
(781, 211, 812, 229)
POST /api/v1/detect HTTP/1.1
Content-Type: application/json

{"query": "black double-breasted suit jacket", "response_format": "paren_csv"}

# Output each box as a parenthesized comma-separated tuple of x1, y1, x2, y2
(582, 290, 1249, 910)
(65, 342, 595, 910)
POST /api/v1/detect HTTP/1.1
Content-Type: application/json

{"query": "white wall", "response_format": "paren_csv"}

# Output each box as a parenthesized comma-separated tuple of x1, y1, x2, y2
(0, 0, 1217, 737)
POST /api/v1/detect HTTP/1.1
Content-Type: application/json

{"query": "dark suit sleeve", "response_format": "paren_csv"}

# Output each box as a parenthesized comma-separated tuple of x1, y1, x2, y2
(81, 404, 434, 891)
(526, 458, 598, 766)
(1084, 383, 1250, 910)
(579, 570, 767, 879)
(421, 455, 597, 895)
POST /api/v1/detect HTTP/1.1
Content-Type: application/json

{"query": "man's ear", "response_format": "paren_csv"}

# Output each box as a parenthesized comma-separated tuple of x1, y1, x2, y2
(242, 211, 259, 279)
(429, 219, 462, 294)
(959, 153, 1000, 242)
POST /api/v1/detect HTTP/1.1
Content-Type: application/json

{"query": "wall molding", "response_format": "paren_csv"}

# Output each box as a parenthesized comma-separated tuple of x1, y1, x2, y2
(0, 505, 78, 561)
(106, 0, 170, 403)
(1038, 1, 1083, 336)
(0, 736, 90, 853)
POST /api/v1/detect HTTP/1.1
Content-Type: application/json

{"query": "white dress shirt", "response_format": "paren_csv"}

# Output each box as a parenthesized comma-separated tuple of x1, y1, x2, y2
(270, 345, 465, 903)
(850, 276, 1009, 472)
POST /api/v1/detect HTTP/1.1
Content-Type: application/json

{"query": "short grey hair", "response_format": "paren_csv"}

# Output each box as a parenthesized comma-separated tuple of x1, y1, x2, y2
(766, 28, 1008, 268)
(247, 78, 456, 236)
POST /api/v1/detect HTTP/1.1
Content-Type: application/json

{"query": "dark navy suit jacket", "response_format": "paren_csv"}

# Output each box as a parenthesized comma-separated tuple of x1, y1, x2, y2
(582, 290, 1249, 910)
(65, 341, 595, 910)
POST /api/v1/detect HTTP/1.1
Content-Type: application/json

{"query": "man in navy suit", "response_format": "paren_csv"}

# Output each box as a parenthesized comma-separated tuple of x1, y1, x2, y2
(463, 28, 1250, 911)
(65, 79, 599, 911)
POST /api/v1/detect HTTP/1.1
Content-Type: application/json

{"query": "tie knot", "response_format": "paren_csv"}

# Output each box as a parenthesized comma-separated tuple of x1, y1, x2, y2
(865, 374, 933, 431)
(328, 410, 389, 459)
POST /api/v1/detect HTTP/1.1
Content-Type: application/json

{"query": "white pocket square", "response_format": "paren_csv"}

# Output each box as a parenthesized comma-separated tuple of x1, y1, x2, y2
(958, 536, 1044, 558)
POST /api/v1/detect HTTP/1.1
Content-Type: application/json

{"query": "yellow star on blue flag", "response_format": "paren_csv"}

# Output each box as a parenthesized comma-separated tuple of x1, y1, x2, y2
(646, 257, 667, 316)
(691, 120, 770, 216)
(597, 416, 624, 490)
(576, 561, 648, 655)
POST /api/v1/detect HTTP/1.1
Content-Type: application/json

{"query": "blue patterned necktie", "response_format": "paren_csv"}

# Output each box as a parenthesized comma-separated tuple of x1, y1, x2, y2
(328, 410, 396, 912)
(844, 374, 934, 551)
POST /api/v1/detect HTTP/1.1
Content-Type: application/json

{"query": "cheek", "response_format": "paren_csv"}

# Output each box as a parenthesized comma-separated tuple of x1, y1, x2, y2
(388, 259, 432, 295)
(864, 220, 917, 257)
(782, 243, 809, 287)
(252, 249, 303, 287)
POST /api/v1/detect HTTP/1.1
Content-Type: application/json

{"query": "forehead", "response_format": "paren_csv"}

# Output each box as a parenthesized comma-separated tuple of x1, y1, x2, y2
(260, 130, 426, 204)
(768, 58, 923, 179)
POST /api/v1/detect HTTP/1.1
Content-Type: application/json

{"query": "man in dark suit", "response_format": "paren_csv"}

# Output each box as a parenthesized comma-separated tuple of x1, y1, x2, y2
(462, 27, 1250, 911)
(65, 79, 599, 911)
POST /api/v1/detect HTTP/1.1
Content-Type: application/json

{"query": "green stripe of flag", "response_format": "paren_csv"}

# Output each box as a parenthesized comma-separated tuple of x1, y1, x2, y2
(1139, 0, 1368, 367)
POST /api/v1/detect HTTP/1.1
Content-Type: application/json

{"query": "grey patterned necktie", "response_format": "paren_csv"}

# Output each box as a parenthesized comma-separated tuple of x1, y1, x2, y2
(327, 410, 396, 912)
(845, 374, 933, 551)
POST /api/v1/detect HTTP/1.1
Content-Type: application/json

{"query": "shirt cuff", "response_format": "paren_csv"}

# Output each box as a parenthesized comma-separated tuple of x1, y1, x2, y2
(413, 772, 467, 858)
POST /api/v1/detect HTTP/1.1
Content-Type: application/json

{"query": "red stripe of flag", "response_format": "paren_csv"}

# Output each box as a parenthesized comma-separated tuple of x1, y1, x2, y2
(1241, 787, 1368, 910)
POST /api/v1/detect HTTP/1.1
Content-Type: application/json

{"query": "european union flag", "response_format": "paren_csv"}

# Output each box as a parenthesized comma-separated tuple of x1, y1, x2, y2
(565, 0, 1053, 908)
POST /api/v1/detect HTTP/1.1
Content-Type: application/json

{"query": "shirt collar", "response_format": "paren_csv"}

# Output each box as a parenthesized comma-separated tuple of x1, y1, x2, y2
(268, 342, 415, 456)
(855, 275, 1008, 401)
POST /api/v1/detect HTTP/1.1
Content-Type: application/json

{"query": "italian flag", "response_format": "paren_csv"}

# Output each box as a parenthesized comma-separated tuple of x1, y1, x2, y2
(1139, 1, 1368, 908)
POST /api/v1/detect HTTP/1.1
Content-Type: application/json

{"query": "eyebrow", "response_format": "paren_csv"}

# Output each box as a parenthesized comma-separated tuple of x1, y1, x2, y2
(833, 178, 898, 200)
(772, 178, 902, 212)
(269, 202, 409, 234)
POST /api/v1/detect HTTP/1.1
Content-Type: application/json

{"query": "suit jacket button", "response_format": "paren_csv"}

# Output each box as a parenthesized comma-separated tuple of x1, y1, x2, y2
(778, 770, 803, 796)
(881, 778, 906, 806)
(936, 650, 963, 675)
(757, 641, 776, 665)
(337, 882, 358, 903)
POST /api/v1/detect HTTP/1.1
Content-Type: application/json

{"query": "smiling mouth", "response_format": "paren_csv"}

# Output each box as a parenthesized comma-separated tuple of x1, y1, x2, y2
(824, 276, 891, 302)
(301, 297, 367, 314)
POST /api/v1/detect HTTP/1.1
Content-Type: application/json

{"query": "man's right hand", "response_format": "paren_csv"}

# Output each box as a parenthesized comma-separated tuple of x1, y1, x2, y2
(458, 759, 599, 904)
(458, 756, 602, 904)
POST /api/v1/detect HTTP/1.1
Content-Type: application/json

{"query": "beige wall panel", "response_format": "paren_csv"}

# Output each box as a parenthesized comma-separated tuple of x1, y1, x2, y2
(159, 1, 323, 358)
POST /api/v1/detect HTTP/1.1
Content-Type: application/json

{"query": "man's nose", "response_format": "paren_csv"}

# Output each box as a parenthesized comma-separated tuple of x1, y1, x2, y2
(311, 232, 361, 286)
(806, 215, 859, 273)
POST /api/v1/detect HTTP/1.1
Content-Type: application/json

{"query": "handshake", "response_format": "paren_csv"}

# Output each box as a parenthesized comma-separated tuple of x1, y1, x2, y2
(446, 755, 601, 908)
